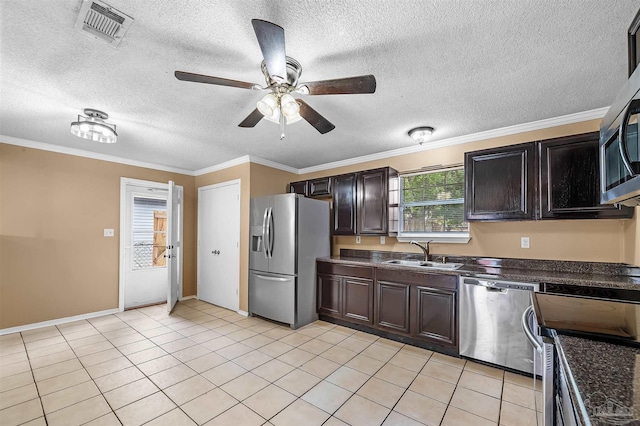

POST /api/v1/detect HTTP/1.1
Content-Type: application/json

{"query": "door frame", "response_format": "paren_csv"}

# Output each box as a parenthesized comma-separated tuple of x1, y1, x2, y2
(197, 179, 241, 311)
(119, 177, 183, 312)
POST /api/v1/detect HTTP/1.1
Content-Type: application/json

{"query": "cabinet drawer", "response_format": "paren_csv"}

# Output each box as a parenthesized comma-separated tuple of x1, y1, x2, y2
(317, 261, 374, 279)
(376, 269, 457, 290)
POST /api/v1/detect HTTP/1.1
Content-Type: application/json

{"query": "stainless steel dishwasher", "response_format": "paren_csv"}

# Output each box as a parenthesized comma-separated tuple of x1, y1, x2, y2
(459, 276, 541, 374)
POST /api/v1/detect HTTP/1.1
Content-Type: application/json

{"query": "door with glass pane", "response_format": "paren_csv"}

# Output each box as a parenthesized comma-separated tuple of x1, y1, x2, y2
(166, 181, 182, 313)
(124, 187, 169, 309)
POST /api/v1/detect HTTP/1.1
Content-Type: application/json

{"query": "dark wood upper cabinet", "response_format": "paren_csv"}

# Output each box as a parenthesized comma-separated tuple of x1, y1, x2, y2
(465, 143, 536, 221)
(357, 168, 391, 235)
(309, 177, 332, 197)
(332, 173, 358, 235)
(288, 181, 308, 196)
(539, 133, 634, 219)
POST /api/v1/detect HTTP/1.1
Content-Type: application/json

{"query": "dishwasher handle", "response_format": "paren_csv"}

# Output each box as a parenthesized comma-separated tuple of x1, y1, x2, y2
(522, 305, 543, 353)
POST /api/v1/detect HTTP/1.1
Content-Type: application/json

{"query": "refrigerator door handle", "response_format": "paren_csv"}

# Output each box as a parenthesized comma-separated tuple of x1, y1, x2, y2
(268, 207, 274, 258)
(262, 207, 269, 259)
(254, 274, 290, 282)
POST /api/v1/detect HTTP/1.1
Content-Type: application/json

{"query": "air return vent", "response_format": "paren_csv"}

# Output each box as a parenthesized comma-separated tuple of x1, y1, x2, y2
(75, 0, 133, 47)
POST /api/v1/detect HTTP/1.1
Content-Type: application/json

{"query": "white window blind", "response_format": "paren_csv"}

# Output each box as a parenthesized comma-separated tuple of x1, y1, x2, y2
(398, 167, 470, 243)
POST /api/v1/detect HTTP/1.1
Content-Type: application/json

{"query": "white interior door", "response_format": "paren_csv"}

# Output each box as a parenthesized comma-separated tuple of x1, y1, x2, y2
(198, 180, 240, 311)
(166, 181, 183, 313)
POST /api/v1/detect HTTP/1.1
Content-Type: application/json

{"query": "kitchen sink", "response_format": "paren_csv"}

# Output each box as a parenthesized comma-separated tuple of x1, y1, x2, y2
(383, 259, 424, 267)
(383, 259, 464, 270)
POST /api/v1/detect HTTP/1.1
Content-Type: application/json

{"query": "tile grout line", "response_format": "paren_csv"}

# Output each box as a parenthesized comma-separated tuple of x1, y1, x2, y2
(19, 332, 49, 426)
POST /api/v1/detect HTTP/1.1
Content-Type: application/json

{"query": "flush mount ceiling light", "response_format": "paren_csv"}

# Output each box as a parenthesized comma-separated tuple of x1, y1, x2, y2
(70, 108, 117, 144)
(408, 126, 434, 145)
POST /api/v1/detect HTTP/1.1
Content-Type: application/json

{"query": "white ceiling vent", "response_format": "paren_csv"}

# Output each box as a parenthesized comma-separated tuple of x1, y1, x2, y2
(75, 0, 133, 47)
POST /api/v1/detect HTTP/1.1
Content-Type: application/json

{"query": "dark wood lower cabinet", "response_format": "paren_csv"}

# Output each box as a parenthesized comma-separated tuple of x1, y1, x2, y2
(412, 286, 457, 347)
(317, 274, 341, 316)
(317, 261, 459, 354)
(376, 281, 410, 334)
(316, 262, 373, 325)
(343, 278, 373, 323)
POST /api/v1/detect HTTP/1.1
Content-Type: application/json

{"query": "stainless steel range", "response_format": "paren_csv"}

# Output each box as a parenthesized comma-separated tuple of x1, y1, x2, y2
(459, 276, 541, 375)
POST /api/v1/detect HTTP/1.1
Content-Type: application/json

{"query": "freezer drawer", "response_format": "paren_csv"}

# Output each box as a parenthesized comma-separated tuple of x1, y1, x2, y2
(249, 271, 295, 325)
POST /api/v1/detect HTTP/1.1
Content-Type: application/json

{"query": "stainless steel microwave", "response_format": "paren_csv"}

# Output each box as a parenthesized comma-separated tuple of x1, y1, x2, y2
(600, 53, 640, 207)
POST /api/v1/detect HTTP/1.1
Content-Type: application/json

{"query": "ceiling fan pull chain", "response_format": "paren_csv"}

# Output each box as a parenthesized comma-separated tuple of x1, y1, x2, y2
(280, 112, 286, 140)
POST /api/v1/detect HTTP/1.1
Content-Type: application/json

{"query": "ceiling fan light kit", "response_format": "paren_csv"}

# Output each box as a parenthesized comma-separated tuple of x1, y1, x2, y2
(409, 126, 434, 145)
(175, 19, 376, 139)
(70, 108, 117, 144)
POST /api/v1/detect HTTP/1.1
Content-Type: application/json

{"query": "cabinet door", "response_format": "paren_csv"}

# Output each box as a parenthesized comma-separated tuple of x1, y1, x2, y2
(343, 278, 373, 324)
(412, 286, 457, 348)
(317, 274, 341, 317)
(333, 173, 357, 235)
(289, 181, 308, 196)
(465, 143, 536, 220)
(309, 177, 332, 197)
(539, 134, 634, 219)
(357, 168, 389, 235)
(376, 280, 410, 334)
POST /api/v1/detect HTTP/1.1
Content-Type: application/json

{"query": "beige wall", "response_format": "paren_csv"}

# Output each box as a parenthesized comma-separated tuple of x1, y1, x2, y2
(301, 119, 640, 265)
(0, 144, 196, 329)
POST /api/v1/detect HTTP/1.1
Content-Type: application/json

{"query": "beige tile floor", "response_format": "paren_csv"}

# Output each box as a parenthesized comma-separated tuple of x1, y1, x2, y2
(0, 299, 543, 426)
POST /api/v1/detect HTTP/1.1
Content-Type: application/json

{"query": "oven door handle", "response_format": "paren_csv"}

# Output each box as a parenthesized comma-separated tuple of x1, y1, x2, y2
(522, 305, 543, 353)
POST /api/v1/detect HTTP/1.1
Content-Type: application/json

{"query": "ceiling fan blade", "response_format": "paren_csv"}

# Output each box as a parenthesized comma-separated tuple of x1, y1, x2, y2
(251, 19, 287, 83)
(175, 71, 257, 90)
(299, 75, 377, 95)
(297, 99, 335, 134)
(238, 109, 263, 128)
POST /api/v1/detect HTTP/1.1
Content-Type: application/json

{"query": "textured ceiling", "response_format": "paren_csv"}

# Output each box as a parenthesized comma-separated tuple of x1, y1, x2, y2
(0, 0, 638, 171)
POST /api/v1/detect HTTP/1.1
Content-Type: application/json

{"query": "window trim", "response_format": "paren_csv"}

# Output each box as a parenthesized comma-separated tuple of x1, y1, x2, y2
(397, 166, 470, 244)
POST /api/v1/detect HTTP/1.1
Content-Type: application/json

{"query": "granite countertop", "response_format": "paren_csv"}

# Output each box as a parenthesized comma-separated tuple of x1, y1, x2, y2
(555, 334, 640, 425)
(318, 250, 640, 292)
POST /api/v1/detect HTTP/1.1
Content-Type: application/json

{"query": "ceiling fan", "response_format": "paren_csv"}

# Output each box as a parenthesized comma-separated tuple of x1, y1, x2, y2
(175, 19, 376, 139)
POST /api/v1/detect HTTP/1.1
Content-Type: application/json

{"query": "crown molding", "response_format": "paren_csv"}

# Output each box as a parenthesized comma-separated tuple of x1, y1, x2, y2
(248, 156, 299, 174)
(0, 135, 195, 176)
(193, 155, 251, 176)
(2, 107, 608, 177)
(297, 107, 608, 175)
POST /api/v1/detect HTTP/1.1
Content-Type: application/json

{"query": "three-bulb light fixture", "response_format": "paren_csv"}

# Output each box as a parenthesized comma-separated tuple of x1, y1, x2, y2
(256, 93, 302, 140)
(70, 108, 117, 144)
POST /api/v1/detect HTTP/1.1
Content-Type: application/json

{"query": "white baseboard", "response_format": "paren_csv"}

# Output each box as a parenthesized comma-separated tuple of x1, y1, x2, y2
(0, 308, 120, 336)
(237, 310, 249, 317)
(180, 295, 197, 301)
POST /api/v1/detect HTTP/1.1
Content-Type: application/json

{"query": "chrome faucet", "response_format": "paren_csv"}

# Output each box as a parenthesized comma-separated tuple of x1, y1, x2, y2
(410, 240, 431, 262)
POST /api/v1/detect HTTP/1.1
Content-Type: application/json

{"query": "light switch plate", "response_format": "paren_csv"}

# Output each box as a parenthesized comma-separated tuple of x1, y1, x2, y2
(521, 236, 530, 249)
(356, 236, 361, 244)
(104, 229, 114, 237)
(380, 236, 386, 244)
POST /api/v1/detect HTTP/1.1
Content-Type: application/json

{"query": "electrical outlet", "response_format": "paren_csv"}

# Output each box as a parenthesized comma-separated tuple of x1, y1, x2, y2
(356, 236, 361, 244)
(104, 228, 114, 237)
(380, 236, 386, 244)
(521, 237, 530, 249)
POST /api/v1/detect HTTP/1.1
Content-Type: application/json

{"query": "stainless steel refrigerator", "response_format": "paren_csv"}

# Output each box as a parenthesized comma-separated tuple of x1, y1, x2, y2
(249, 193, 330, 329)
